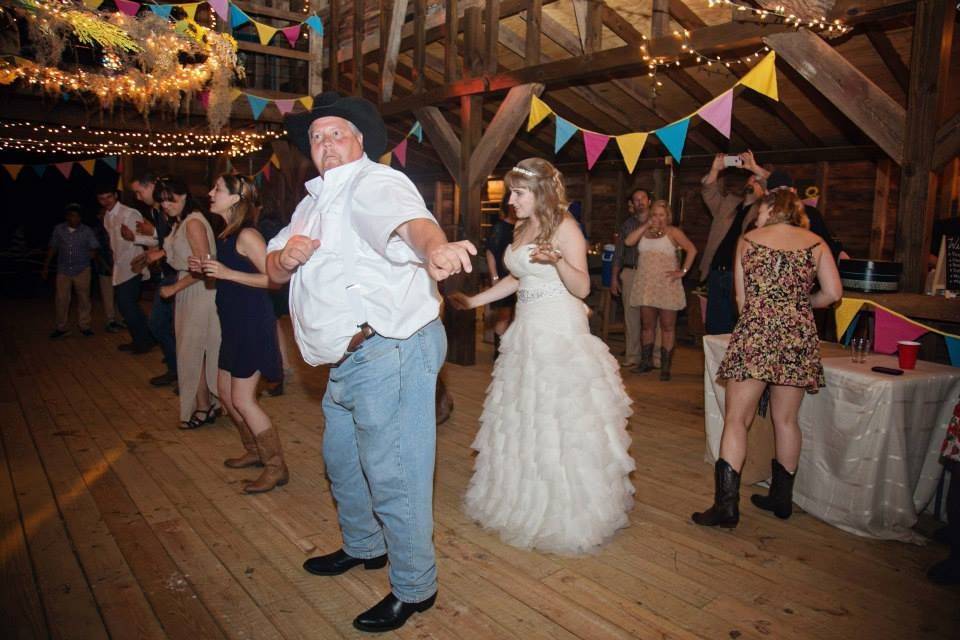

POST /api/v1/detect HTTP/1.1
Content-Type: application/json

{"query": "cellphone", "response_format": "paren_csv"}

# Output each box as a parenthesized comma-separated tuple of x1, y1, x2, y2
(871, 366, 903, 376)
(723, 155, 743, 168)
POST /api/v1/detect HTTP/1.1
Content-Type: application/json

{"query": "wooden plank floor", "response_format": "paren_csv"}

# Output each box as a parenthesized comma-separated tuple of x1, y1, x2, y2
(1, 297, 957, 639)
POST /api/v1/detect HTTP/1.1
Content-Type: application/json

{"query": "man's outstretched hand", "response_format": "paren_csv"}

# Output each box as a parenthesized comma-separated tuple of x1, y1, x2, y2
(427, 240, 477, 281)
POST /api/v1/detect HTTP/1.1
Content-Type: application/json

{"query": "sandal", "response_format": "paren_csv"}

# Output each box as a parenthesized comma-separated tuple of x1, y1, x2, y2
(179, 405, 221, 430)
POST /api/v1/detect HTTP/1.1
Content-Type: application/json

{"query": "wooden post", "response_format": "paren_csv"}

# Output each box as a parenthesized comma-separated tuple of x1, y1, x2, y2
(583, 171, 593, 238)
(380, 0, 410, 102)
(484, 0, 500, 75)
(525, 0, 541, 65)
(328, 0, 339, 91)
(615, 169, 624, 229)
(870, 158, 892, 259)
(895, 0, 954, 292)
(444, 0, 458, 82)
(815, 161, 830, 215)
(353, 0, 364, 95)
(413, 0, 426, 93)
(651, 0, 670, 39)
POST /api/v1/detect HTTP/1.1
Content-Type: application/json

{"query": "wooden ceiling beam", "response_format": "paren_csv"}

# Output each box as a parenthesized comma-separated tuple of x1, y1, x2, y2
(380, 0, 410, 102)
(933, 111, 960, 172)
(863, 23, 910, 95)
(764, 28, 904, 163)
(468, 83, 545, 188)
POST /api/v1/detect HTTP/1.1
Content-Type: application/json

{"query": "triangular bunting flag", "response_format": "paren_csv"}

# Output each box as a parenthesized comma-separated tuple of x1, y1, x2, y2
(225, 159, 233, 173)
(275, 99, 295, 115)
(102, 156, 118, 171)
(115, 0, 141, 17)
(61, 92, 70, 102)
(79, 160, 96, 175)
(299, 95, 314, 110)
(378, 151, 393, 165)
(739, 51, 779, 101)
(834, 297, 865, 342)
(582, 131, 610, 170)
(83, 0, 103, 9)
(615, 132, 648, 174)
(393, 138, 409, 167)
(527, 95, 552, 132)
(269, 153, 280, 168)
(254, 21, 278, 45)
(230, 88, 243, 102)
(55, 162, 73, 179)
(230, 5, 250, 28)
(148, 4, 173, 19)
(199, 91, 210, 110)
(174, 20, 191, 34)
(254, 173, 263, 187)
(554, 116, 577, 153)
(409, 121, 423, 143)
(208, 0, 229, 21)
(873, 308, 927, 354)
(247, 95, 270, 120)
(281, 25, 301, 47)
(262, 163, 272, 181)
(3, 164, 23, 180)
(33, 164, 48, 177)
(946, 336, 960, 367)
(180, 3, 200, 21)
(305, 16, 324, 36)
(655, 118, 690, 163)
(698, 89, 733, 139)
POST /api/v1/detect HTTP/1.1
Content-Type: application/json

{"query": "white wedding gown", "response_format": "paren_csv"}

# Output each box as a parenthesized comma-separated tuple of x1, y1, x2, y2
(464, 243, 636, 555)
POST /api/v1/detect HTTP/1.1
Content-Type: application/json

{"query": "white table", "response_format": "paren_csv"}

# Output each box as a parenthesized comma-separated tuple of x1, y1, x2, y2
(703, 334, 960, 542)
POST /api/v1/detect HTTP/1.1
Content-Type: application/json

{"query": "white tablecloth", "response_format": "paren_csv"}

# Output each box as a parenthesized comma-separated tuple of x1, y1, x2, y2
(703, 334, 960, 542)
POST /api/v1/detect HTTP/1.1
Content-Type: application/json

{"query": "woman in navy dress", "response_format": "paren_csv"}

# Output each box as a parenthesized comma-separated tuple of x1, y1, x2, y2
(199, 174, 287, 493)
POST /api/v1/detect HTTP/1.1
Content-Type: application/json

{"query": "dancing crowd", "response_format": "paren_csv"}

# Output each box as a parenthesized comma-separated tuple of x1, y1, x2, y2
(43, 91, 960, 632)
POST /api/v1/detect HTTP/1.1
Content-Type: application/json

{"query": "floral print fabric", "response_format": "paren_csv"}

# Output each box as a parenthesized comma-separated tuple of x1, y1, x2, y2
(940, 400, 960, 464)
(717, 239, 824, 392)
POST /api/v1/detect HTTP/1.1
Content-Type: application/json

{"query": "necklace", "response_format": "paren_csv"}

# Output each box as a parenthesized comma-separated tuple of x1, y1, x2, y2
(647, 229, 665, 238)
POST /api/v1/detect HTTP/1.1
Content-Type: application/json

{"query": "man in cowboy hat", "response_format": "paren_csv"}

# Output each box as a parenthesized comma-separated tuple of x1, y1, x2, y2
(265, 92, 475, 632)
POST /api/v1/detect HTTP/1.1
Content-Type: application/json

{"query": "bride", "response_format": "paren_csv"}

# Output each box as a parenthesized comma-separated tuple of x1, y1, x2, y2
(449, 158, 635, 555)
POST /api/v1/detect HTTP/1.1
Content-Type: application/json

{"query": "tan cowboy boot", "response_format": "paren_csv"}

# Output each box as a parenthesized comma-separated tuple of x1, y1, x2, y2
(224, 420, 263, 469)
(243, 428, 289, 493)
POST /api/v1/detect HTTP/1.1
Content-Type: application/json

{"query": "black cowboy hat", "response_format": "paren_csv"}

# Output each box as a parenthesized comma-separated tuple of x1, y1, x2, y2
(285, 91, 387, 160)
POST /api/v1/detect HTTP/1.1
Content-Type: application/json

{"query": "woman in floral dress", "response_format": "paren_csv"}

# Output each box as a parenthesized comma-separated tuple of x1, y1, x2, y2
(692, 189, 841, 529)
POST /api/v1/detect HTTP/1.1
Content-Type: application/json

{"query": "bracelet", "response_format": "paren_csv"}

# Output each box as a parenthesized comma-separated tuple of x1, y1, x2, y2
(491, 275, 500, 281)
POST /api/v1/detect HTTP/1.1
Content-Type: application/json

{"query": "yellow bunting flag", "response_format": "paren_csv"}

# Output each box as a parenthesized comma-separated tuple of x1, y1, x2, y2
(254, 21, 278, 46)
(180, 2, 200, 21)
(738, 51, 778, 101)
(79, 160, 96, 175)
(834, 297, 866, 340)
(83, 0, 104, 8)
(378, 151, 392, 165)
(615, 132, 648, 174)
(527, 95, 552, 132)
(299, 95, 314, 110)
(4, 164, 23, 180)
(229, 88, 243, 102)
(269, 153, 280, 168)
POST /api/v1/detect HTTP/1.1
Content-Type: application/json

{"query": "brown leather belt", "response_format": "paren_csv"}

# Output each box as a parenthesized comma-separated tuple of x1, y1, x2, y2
(333, 323, 376, 366)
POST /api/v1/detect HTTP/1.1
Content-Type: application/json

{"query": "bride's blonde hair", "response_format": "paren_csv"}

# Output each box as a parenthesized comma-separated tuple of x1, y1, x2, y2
(504, 158, 568, 245)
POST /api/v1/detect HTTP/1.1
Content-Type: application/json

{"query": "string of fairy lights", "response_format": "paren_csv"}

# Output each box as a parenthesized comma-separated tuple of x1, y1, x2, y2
(0, 121, 284, 157)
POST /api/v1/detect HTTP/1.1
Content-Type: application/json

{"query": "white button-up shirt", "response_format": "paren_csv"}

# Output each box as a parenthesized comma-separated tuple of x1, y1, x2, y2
(267, 155, 440, 366)
(103, 201, 148, 285)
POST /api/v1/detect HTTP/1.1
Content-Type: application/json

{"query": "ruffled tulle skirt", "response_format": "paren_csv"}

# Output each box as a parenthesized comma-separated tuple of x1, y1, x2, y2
(463, 293, 635, 555)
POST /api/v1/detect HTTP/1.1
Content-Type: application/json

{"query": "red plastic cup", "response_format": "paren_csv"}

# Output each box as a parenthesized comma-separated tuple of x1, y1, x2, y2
(897, 341, 921, 370)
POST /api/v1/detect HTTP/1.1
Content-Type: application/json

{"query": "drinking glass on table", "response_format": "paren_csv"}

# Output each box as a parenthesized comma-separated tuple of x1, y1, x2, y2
(851, 337, 868, 363)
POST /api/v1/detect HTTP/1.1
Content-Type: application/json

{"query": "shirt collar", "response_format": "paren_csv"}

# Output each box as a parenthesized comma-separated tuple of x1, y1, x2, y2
(304, 154, 370, 198)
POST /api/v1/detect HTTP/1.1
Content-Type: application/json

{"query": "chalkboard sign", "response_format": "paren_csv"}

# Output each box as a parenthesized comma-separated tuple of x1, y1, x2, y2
(947, 234, 960, 291)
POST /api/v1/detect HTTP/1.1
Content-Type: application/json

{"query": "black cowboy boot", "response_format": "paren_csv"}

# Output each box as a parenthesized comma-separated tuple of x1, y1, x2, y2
(751, 459, 796, 519)
(631, 344, 654, 373)
(659, 347, 673, 381)
(692, 459, 741, 528)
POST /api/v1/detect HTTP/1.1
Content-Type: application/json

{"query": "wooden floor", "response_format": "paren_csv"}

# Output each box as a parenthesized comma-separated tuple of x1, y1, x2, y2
(1, 297, 957, 640)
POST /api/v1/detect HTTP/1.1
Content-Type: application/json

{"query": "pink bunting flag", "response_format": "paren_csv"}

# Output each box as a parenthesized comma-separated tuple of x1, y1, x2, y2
(208, 0, 229, 21)
(393, 138, 408, 167)
(275, 99, 295, 115)
(281, 25, 302, 47)
(698, 89, 733, 139)
(582, 131, 610, 170)
(199, 91, 210, 110)
(115, 0, 141, 16)
(262, 163, 272, 181)
(55, 162, 74, 179)
(873, 308, 927, 354)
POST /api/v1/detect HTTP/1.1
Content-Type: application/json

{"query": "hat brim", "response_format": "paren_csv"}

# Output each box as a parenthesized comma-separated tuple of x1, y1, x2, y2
(285, 94, 387, 161)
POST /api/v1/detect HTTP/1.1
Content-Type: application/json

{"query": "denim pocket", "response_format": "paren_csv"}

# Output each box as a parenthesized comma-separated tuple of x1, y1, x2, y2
(418, 321, 447, 375)
(353, 336, 398, 364)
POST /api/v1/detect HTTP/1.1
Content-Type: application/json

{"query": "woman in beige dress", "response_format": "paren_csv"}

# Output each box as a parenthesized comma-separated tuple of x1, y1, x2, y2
(152, 178, 222, 429)
(625, 200, 697, 381)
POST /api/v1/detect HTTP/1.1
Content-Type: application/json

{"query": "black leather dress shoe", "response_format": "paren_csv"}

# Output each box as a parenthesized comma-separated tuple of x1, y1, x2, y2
(353, 592, 437, 633)
(302, 549, 387, 576)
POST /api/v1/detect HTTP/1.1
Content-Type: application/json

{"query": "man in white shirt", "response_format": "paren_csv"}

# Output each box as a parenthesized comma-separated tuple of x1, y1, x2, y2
(96, 184, 154, 353)
(266, 92, 474, 632)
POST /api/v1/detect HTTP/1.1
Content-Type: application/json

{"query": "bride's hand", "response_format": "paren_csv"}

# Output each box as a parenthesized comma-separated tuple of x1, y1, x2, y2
(529, 242, 562, 265)
(447, 291, 474, 310)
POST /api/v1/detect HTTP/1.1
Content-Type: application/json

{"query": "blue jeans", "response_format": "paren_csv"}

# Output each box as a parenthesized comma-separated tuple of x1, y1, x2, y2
(114, 276, 152, 347)
(149, 275, 177, 373)
(705, 269, 736, 335)
(321, 319, 446, 603)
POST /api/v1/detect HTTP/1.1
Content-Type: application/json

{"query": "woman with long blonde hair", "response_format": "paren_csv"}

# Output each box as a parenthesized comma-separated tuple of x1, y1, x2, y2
(199, 174, 287, 493)
(450, 158, 634, 554)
